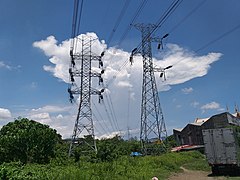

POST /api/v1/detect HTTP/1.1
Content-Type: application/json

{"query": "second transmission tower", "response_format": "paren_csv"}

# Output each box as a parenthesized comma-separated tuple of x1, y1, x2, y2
(130, 23, 171, 155)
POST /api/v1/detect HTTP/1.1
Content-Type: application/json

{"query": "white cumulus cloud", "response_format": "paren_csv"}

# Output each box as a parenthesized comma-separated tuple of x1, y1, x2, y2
(31, 105, 71, 113)
(28, 112, 52, 124)
(0, 108, 12, 119)
(0, 61, 11, 70)
(201, 102, 220, 110)
(22, 104, 77, 138)
(153, 44, 222, 87)
(181, 87, 193, 94)
(200, 101, 224, 113)
(191, 101, 200, 108)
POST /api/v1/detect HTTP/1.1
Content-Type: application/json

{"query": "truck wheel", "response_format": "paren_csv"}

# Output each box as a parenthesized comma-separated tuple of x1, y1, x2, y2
(212, 166, 219, 175)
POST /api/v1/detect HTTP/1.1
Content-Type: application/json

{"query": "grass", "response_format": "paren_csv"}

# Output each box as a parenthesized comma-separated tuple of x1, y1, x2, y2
(0, 151, 210, 180)
(183, 158, 211, 172)
(182, 151, 211, 172)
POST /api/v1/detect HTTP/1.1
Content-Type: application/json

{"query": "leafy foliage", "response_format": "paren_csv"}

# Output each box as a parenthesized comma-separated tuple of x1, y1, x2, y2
(70, 135, 141, 162)
(96, 135, 140, 161)
(165, 134, 177, 149)
(0, 118, 61, 164)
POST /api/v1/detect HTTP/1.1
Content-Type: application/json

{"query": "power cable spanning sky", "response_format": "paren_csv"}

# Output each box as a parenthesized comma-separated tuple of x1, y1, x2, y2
(0, 0, 239, 139)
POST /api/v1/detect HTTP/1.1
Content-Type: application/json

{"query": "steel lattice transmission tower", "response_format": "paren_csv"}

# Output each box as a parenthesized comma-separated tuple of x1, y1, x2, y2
(130, 23, 171, 155)
(68, 35, 104, 156)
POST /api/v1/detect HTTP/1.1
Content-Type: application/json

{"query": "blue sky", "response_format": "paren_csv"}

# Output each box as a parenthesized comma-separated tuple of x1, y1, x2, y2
(0, 0, 239, 139)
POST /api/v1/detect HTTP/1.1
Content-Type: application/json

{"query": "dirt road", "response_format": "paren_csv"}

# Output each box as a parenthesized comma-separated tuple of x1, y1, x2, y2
(168, 167, 226, 180)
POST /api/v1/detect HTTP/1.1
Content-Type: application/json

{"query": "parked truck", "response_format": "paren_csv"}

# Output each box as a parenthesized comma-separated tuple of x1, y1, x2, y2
(202, 128, 240, 175)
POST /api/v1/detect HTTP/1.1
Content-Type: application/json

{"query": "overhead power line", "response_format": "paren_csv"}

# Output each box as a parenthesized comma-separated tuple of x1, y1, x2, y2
(92, 112, 108, 136)
(71, 0, 79, 39)
(105, 59, 130, 88)
(168, 0, 207, 34)
(102, 99, 118, 132)
(104, 92, 120, 131)
(118, 0, 149, 46)
(196, 23, 240, 52)
(156, 0, 183, 28)
(70, 0, 84, 52)
(107, 0, 131, 45)
(105, 0, 149, 87)
(92, 101, 111, 135)
(76, 0, 84, 36)
(173, 22, 240, 66)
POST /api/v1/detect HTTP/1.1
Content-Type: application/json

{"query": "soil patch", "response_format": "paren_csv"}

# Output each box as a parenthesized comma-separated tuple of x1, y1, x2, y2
(168, 167, 226, 180)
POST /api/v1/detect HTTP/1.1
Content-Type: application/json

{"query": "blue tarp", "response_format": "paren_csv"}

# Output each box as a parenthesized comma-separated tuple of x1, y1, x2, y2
(130, 152, 142, 157)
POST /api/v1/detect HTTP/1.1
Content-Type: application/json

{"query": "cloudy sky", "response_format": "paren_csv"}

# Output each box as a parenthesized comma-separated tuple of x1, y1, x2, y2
(0, 0, 239, 139)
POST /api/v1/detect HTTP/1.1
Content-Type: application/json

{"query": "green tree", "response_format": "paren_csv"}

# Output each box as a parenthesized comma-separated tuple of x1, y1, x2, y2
(96, 135, 140, 161)
(165, 135, 177, 149)
(0, 117, 61, 164)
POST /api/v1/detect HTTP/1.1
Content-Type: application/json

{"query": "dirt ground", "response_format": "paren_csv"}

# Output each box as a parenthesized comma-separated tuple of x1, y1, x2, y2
(168, 167, 227, 180)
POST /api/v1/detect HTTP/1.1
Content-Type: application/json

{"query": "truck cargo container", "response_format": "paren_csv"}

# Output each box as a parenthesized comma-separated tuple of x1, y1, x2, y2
(202, 128, 240, 175)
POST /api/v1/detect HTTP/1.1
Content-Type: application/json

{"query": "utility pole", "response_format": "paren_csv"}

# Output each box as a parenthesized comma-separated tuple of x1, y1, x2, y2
(127, 126, 130, 140)
(68, 35, 104, 156)
(130, 23, 171, 155)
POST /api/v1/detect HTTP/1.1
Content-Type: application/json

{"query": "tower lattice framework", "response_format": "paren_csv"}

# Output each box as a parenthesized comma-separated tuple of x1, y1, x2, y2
(68, 36, 104, 156)
(134, 23, 167, 155)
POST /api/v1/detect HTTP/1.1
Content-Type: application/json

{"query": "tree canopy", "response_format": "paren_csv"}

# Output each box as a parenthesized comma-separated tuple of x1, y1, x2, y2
(0, 117, 61, 164)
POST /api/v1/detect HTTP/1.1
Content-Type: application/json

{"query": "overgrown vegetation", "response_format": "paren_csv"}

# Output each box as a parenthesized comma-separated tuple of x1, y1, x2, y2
(0, 151, 207, 179)
(0, 118, 210, 179)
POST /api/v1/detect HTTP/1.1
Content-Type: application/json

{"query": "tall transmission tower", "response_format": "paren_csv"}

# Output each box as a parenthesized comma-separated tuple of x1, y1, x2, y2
(130, 23, 171, 155)
(68, 35, 104, 156)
